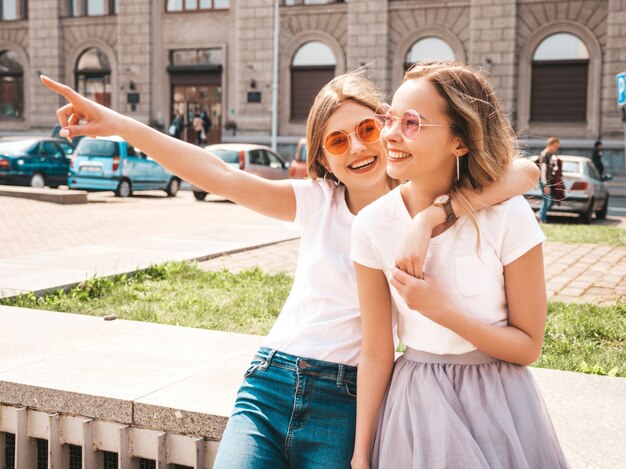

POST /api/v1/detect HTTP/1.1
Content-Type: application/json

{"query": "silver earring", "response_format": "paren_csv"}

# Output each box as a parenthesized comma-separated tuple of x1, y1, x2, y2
(456, 156, 460, 181)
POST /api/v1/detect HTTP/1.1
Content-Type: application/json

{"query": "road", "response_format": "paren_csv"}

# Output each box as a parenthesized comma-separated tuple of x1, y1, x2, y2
(608, 194, 626, 217)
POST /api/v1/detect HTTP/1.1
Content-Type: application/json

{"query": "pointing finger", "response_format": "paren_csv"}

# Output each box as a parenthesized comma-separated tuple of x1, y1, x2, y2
(40, 75, 81, 103)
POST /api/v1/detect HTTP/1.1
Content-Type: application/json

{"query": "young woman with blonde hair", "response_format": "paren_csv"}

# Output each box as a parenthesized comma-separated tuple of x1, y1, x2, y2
(351, 61, 568, 468)
(42, 71, 538, 468)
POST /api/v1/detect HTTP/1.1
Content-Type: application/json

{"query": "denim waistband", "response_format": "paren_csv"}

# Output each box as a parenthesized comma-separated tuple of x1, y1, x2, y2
(402, 348, 498, 365)
(254, 347, 358, 384)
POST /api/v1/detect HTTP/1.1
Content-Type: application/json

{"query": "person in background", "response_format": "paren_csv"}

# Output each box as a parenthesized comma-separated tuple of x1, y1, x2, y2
(592, 140, 604, 178)
(538, 136, 560, 223)
(192, 112, 205, 145)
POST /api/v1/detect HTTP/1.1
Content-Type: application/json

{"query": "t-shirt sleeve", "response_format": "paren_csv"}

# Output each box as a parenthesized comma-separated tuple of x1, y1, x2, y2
(499, 196, 547, 266)
(351, 213, 382, 269)
(290, 179, 326, 229)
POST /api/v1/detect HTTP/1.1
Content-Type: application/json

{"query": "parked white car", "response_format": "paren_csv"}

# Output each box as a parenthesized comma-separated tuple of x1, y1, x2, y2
(192, 143, 290, 201)
(523, 155, 611, 224)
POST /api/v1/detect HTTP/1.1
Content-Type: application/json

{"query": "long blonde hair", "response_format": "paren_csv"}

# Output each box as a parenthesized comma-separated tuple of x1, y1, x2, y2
(305, 71, 390, 186)
(404, 61, 517, 223)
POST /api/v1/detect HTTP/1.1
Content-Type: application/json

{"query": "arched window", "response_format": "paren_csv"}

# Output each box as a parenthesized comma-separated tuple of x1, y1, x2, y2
(75, 48, 111, 107)
(405, 37, 455, 70)
(0, 50, 23, 119)
(291, 41, 336, 121)
(531, 33, 589, 122)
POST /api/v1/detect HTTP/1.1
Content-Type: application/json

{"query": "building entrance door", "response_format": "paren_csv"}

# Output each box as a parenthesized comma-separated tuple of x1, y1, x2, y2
(171, 85, 222, 144)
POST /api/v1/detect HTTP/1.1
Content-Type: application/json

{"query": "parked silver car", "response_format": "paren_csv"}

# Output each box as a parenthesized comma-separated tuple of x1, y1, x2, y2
(192, 143, 290, 200)
(524, 155, 611, 224)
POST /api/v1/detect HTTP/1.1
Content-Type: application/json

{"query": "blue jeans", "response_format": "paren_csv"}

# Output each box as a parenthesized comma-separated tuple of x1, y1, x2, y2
(213, 348, 358, 469)
(538, 181, 554, 223)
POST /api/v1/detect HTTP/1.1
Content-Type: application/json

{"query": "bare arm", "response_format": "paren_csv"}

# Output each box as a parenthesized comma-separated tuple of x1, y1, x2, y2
(395, 158, 540, 277)
(390, 244, 547, 365)
(351, 263, 395, 469)
(41, 76, 296, 221)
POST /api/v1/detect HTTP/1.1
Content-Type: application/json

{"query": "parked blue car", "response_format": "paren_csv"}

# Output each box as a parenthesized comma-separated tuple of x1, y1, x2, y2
(68, 136, 180, 197)
(0, 137, 75, 188)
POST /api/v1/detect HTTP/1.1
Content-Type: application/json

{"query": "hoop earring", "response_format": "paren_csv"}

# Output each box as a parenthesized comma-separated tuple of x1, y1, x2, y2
(456, 156, 460, 181)
(323, 171, 337, 186)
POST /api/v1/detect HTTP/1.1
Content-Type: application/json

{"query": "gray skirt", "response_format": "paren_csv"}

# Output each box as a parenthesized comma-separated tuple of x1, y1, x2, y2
(372, 348, 569, 469)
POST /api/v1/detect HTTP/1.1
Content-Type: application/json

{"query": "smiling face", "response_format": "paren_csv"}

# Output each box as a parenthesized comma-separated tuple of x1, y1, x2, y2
(320, 101, 388, 195)
(382, 78, 463, 188)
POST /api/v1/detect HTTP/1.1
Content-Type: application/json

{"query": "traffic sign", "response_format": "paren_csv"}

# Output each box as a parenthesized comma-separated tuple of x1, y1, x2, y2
(618, 72, 626, 107)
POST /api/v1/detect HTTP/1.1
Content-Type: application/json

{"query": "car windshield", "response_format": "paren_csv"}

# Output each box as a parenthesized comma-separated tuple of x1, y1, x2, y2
(211, 149, 240, 164)
(561, 161, 580, 174)
(75, 139, 118, 157)
(0, 140, 36, 155)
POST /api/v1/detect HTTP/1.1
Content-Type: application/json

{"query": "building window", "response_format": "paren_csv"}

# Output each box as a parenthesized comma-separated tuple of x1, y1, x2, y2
(102, 451, 118, 469)
(283, 1, 346, 5)
(0, 50, 23, 119)
(67, 0, 116, 16)
(4, 433, 16, 469)
(36, 439, 48, 469)
(531, 33, 589, 123)
(291, 41, 336, 121)
(166, 0, 229, 11)
(404, 37, 455, 71)
(75, 47, 111, 107)
(1, 0, 27, 20)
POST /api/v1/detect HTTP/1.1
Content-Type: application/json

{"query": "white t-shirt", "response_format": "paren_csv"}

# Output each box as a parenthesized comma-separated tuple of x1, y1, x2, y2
(351, 188, 545, 355)
(262, 179, 363, 366)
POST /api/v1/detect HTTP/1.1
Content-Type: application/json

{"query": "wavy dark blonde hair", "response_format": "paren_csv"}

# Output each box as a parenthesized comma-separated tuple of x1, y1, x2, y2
(404, 61, 518, 224)
(305, 71, 395, 188)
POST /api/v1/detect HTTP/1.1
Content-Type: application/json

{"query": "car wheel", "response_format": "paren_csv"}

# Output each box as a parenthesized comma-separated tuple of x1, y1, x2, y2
(30, 172, 45, 188)
(579, 198, 594, 224)
(166, 177, 180, 197)
(596, 194, 609, 220)
(193, 191, 208, 201)
(115, 179, 132, 198)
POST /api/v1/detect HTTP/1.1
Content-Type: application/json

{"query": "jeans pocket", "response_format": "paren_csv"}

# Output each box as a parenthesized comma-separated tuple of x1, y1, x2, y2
(343, 381, 357, 398)
(244, 360, 263, 379)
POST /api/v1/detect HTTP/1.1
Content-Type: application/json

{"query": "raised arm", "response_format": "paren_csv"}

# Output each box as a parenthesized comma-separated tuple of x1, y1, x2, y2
(395, 158, 539, 277)
(351, 263, 395, 469)
(41, 76, 296, 222)
(390, 244, 547, 366)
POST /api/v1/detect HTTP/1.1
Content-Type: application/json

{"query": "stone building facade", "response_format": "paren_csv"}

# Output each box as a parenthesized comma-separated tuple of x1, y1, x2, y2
(0, 0, 625, 171)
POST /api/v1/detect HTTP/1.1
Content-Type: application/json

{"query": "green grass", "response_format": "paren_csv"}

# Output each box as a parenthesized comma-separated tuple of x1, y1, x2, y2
(536, 300, 625, 377)
(2, 262, 291, 335)
(2, 261, 624, 377)
(541, 224, 625, 246)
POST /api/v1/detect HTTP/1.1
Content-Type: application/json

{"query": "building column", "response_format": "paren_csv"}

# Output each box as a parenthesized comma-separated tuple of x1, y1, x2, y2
(234, 0, 274, 135)
(469, 0, 517, 118)
(603, 0, 626, 139)
(347, 0, 389, 94)
(116, 0, 152, 124)
(28, 0, 62, 129)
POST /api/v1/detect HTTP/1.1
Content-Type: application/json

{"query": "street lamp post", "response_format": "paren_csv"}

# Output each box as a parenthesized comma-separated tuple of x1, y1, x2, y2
(271, 0, 280, 152)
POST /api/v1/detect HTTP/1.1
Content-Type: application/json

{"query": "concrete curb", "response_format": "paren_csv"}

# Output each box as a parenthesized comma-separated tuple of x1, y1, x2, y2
(0, 186, 88, 204)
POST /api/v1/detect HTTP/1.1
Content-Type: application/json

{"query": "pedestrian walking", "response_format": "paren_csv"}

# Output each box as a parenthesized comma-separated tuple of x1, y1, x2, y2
(41, 72, 538, 469)
(592, 140, 604, 178)
(351, 61, 568, 469)
(192, 112, 205, 145)
(169, 110, 184, 140)
(538, 136, 560, 223)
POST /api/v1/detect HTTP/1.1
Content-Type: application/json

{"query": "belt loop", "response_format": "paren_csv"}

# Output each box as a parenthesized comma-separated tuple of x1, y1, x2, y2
(336, 364, 345, 388)
(261, 349, 276, 370)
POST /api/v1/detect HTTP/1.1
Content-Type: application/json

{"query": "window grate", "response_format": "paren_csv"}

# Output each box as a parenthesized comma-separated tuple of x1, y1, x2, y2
(138, 459, 156, 469)
(36, 439, 48, 469)
(103, 451, 118, 469)
(69, 445, 82, 469)
(5, 433, 16, 469)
